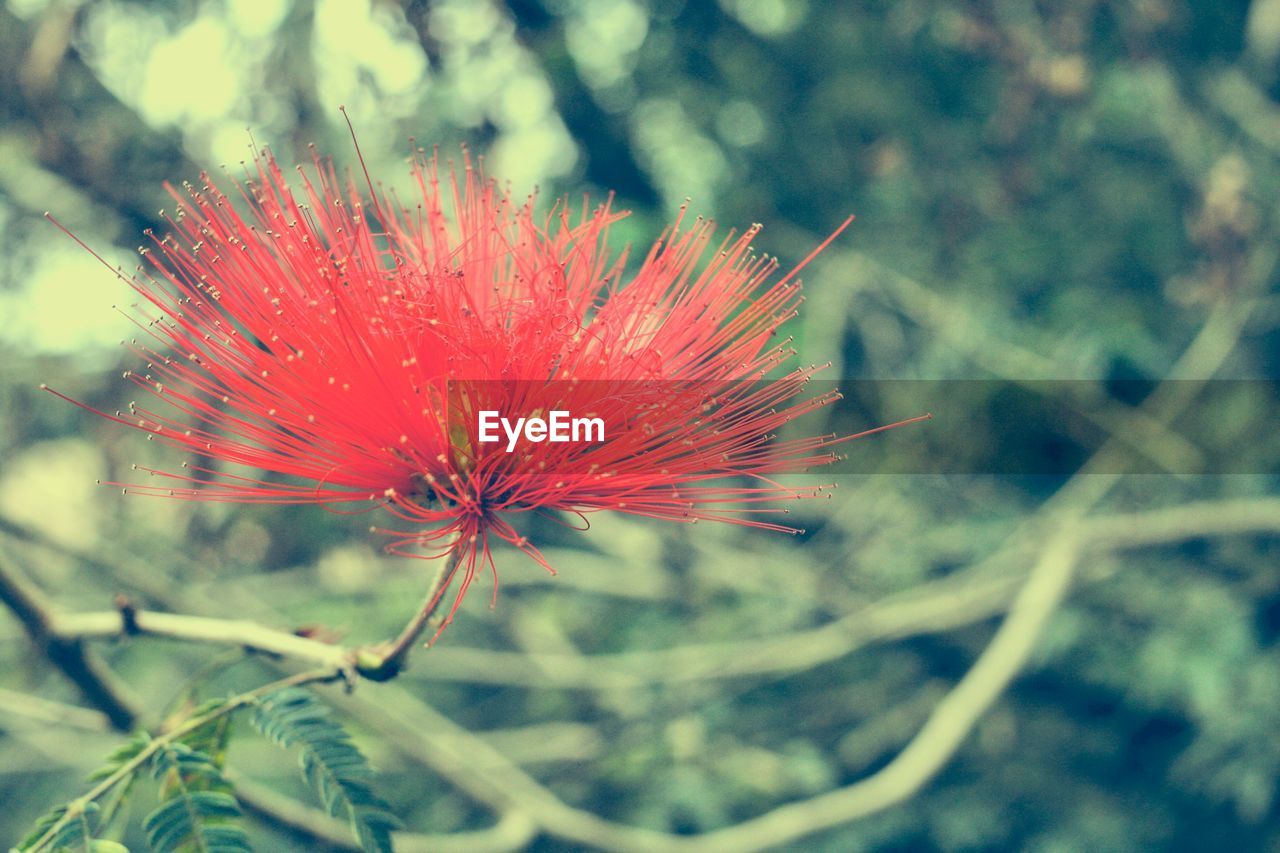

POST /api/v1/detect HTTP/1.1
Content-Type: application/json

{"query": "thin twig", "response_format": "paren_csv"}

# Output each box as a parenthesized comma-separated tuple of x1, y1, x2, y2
(0, 521, 474, 684)
(0, 687, 113, 733)
(51, 608, 353, 673)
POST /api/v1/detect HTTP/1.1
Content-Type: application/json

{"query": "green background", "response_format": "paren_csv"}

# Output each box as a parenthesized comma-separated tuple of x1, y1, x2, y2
(1, 0, 1278, 849)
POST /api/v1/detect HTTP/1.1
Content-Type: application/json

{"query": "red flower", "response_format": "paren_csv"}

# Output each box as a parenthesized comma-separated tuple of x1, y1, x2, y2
(46, 142, 920, 628)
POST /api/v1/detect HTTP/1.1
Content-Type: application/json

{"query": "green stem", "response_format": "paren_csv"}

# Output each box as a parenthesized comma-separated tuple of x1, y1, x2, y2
(356, 545, 462, 681)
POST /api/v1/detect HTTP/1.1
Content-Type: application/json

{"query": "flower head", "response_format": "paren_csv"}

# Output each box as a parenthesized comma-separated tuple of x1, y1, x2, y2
(47, 141, 916, 627)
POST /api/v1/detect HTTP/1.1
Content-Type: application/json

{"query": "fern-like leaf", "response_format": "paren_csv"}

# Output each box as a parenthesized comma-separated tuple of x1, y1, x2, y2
(85, 734, 151, 783)
(141, 793, 244, 853)
(13, 802, 100, 853)
(143, 744, 251, 853)
(178, 705, 234, 771)
(251, 688, 400, 853)
(17, 729, 158, 853)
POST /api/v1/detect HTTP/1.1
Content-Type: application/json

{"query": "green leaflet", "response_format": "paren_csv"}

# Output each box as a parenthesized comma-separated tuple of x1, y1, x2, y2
(86, 735, 151, 784)
(141, 793, 246, 853)
(250, 688, 400, 853)
(144, 743, 251, 853)
(12, 803, 99, 853)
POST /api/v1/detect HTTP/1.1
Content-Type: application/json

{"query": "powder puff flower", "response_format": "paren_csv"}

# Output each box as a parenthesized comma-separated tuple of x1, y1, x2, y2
(46, 137, 922, 634)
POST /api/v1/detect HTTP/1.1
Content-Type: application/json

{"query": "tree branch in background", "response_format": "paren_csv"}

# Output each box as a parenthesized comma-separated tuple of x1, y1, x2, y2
(0, 4, 196, 235)
(0, 686, 113, 733)
(496, 0, 660, 206)
(0, 546, 139, 731)
(231, 771, 537, 853)
(689, 536, 1081, 852)
(7, 490, 1280, 849)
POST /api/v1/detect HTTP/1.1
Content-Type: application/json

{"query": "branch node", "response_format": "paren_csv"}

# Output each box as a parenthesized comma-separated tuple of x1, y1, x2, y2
(114, 593, 139, 635)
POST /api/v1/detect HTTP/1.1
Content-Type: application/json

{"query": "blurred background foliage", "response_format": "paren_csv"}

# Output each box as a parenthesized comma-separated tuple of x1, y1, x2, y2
(1, 0, 1279, 850)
